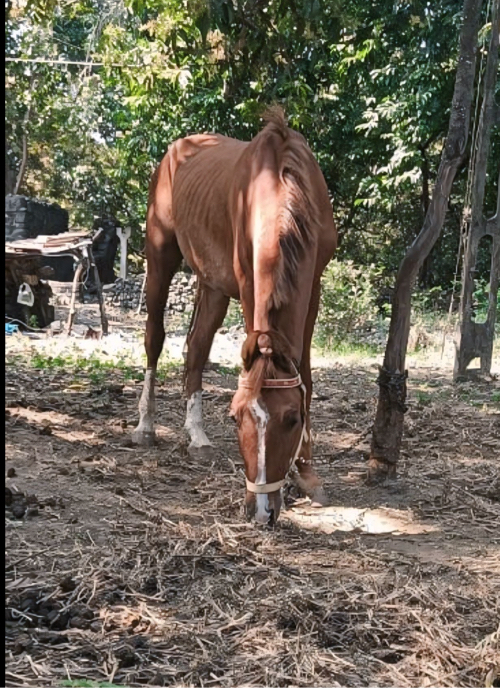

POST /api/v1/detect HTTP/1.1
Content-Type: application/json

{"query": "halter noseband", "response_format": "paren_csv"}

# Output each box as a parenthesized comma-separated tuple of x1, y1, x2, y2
(238, 367, 308, 495)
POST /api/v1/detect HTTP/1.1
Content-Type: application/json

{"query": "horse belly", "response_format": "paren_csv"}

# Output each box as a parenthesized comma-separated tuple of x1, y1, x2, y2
(172, 157, 241, 297)
(171, 210, 237, 297)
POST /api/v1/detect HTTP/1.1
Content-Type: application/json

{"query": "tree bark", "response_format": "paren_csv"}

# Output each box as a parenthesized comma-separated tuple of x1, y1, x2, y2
(368, 0, 483, 482)
(5, 141, 16, 196)
(13, 130, 29, 196)
(12, 80, 36, 197)
(418, 140, 432, 288)
(454, 0, 500, 378)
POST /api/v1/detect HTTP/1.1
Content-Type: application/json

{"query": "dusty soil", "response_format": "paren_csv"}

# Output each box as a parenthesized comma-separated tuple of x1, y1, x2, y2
(4, 309, 500, 688)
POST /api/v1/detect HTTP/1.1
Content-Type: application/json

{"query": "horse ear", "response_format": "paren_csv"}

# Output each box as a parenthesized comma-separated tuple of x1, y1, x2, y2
(257, 333, 273, 356)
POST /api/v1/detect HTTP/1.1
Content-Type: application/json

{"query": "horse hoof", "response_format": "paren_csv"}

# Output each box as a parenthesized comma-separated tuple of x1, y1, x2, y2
(310, 486, 329, 508)
(131, 430, 156, 447)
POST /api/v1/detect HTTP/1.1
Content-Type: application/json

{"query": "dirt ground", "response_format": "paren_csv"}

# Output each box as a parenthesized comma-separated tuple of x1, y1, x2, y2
(5, 306, 500, 688)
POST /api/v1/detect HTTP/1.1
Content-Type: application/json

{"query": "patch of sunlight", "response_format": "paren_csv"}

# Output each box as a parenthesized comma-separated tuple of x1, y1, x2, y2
(11, 407, 104, 445)
(155, 424, 181, 439)
(282, 505, 438, 535)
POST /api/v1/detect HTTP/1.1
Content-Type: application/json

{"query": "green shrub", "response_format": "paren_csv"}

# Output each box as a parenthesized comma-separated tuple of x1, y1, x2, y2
(316, 259, 381, 348)
(412, 285, 448, 315)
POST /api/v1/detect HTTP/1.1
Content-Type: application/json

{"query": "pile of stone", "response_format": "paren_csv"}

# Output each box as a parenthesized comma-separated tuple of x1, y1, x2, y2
(103, 271, 198, 314)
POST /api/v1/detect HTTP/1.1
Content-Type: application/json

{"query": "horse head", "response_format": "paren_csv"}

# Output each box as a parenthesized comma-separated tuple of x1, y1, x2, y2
(230, 331, 306, 526)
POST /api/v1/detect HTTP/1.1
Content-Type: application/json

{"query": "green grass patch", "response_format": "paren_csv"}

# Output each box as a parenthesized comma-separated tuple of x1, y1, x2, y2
(313, 339, 381, 357)
(222, 299, 244, 329)
(7, 347, 184, 384)
(216, 364, 241, 376)
(414, 390, 433, 406)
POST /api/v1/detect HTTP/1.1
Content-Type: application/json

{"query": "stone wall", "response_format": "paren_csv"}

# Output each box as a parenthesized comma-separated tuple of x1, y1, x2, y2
(103, 271, 198, 314)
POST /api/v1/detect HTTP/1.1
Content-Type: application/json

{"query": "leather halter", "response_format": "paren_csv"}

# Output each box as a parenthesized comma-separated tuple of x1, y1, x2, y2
(237, 368, 308, 494)
(238, 373, 302, 390)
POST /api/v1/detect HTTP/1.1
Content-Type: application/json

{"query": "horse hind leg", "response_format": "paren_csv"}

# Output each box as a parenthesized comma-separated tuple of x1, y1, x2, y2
(132, 233, 182, 446)
(183, 284, 229, 452)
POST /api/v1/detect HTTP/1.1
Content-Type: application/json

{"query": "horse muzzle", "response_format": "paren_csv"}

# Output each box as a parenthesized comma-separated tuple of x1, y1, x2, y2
(245, 490, 282, 526)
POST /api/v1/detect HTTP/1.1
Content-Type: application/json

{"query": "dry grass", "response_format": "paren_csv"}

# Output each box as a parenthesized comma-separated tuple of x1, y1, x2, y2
(5, 344, 500, 688)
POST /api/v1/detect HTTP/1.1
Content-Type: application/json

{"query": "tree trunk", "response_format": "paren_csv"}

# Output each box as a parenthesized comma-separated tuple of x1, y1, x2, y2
(13, 131, 29, 196)
(418, 141, 432, 288)
(454, 0, 500, 378)
(368, 0, 483, 482)
(11, 81, 36, 197)
(5, 142, 16, 196)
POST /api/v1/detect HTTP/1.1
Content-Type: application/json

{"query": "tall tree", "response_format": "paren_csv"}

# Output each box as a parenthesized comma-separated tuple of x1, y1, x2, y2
(454, 0, 500, 378)
(6, 0, 495, 285)
(368, 0, 484, 482)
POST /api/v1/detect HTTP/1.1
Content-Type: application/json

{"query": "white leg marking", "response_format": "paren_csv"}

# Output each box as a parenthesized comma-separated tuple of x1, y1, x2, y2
(250, 399, 270, 523)
(135, 367, 156, 436)
(185, 391, 212, 448)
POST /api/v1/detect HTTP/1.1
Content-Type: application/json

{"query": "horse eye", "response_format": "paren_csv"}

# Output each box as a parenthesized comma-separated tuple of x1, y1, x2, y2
(284, 414, 300, 429)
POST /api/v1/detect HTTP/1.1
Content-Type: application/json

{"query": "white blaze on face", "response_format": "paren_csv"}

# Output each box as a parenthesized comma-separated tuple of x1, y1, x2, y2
(250, 398, 270, 522)
(185, 391, 212, 448)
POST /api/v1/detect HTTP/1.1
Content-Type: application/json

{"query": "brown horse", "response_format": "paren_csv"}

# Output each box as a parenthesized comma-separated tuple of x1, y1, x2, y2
(133, 108, 337, 525)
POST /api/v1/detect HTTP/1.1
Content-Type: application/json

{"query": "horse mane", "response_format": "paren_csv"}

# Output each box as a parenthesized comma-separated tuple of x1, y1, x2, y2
(230, 329, 296, 420)
(258, 107, 319, 311)
(231, 108, 319, 409)
(240, 329, 296, 399)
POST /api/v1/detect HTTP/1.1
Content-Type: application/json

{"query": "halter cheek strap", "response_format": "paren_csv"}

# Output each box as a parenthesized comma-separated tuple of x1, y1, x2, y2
(240, 371, 309, 495)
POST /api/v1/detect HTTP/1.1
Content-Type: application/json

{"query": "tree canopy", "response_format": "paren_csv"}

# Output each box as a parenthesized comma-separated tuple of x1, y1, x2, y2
(5, 0, 498, 289)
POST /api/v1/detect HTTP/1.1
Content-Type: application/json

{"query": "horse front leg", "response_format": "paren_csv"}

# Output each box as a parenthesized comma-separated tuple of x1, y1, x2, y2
(293, 279, 329, 507)
(183, 285, 229, 452)
(133, 234, 182, 446)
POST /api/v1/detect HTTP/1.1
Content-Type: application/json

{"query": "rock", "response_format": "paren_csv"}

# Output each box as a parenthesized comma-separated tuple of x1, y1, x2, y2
(12, 503, 26, 519)
(50, 611, 70, 630)
(20, 596, 37, 612)
(12, 634, 31, 655)
(59, 576, 77, 592)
